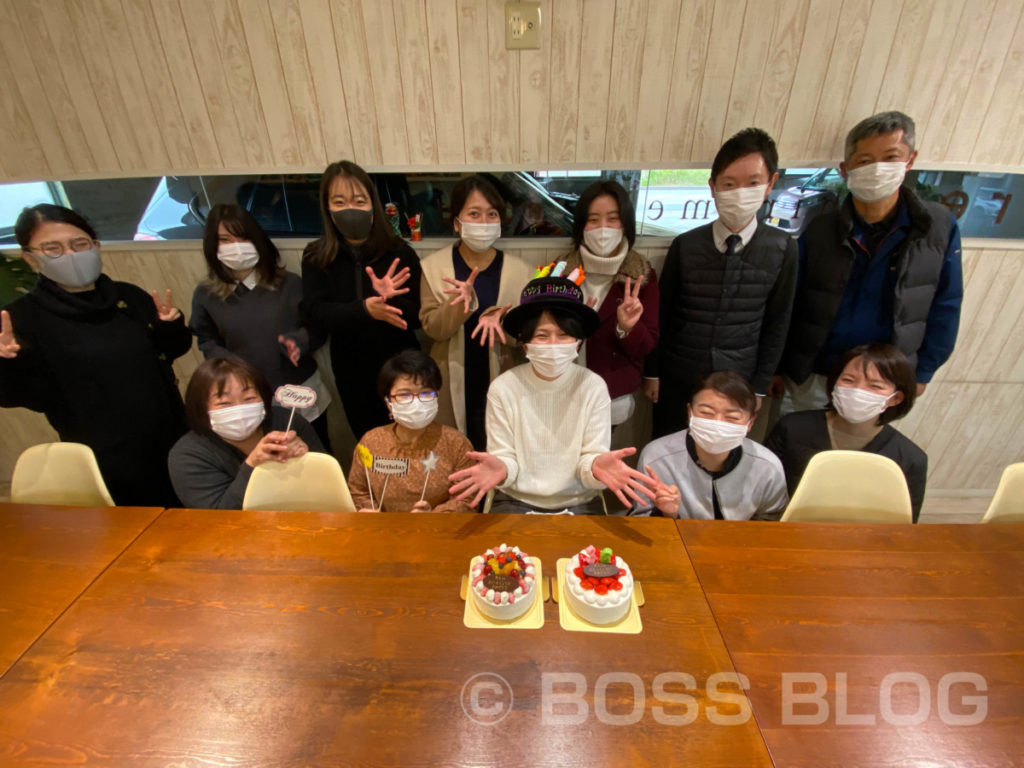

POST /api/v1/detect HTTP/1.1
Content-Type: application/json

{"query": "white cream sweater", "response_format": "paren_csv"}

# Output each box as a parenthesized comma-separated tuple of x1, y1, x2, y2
(486, 362, 611, 509)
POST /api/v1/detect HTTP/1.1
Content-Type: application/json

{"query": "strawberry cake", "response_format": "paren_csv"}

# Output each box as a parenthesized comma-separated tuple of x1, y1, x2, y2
(565, 545, 633, 625)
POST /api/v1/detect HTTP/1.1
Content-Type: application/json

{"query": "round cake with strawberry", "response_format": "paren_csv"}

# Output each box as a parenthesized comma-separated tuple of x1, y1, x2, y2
(469, 543, 538, 621)
(565, 545, 633, 625)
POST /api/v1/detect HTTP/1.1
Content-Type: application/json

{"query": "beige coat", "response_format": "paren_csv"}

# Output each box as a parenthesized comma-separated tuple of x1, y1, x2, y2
(419, 244, 534, 433)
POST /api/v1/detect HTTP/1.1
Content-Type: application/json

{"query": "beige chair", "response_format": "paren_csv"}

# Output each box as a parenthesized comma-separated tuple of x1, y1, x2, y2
(11, 442, 115, 506)
(980, 463, 1024, 523)
(781, 450, 912, 524)
(242, 452, 356, 512)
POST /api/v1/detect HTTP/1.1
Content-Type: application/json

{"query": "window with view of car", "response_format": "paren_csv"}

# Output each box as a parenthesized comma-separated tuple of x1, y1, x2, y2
(1, 168, 1023, 245)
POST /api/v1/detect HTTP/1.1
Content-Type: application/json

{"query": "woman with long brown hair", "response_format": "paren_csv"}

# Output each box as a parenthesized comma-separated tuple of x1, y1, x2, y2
(301, 160, 422, 441)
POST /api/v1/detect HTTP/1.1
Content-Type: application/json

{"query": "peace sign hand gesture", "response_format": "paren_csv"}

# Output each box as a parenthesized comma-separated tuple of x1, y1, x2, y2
(0, 310, 21, 359)
(150, 289, 181, 322)
(367, 258, 411, 300)
(616, 276, 644, 335)
(442, 266, 479, 314)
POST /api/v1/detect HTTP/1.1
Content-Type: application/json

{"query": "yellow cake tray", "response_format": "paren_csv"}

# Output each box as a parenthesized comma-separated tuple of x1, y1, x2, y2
(553, 558, 643, 634)
(460, 557, 547, 629)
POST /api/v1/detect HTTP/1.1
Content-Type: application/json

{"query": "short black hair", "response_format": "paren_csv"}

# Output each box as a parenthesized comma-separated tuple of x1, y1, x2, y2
(203, 203, 284, 289)
(377, 349, 443, 400)
(711, 127, 779, 182)
(450, 174, 507, 229)
(184, 357, 272, 437)
(516, 308, 586, 345)
(691, 370, 757, 416)
(826, 344, 916, 425)
(15, 204, 98, 249)
(572, 180, 636, 250)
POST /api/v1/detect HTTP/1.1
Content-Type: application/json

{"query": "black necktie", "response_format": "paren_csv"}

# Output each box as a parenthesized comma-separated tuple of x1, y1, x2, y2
(725, 234, 742, 255)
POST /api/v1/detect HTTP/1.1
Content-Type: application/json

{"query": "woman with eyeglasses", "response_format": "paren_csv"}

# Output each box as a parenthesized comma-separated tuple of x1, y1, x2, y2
(347, 349, 475, 513)
(0, 204, 191, 506)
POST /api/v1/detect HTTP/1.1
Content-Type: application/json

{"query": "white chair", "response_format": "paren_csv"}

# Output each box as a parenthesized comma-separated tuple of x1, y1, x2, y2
(980, 463, 1024, 523)
(242, 452, 356, 512)
(11, 442, 115, 506)
(781, 450, 912, 524)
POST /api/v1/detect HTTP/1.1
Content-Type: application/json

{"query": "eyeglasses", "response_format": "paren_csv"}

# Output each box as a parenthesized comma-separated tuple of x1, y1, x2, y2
(388, 390, 438, 404)
(26, 237, 97, 258)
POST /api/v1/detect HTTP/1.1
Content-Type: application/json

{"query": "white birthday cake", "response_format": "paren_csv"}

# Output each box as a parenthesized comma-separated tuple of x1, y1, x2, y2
(469, 543, 538, 621)
(565, 545, 633, 625)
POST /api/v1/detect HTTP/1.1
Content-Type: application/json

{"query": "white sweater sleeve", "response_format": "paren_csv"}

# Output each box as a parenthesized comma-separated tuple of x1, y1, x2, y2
(486, 387, 519, 488)
(577, 378, 611, 490)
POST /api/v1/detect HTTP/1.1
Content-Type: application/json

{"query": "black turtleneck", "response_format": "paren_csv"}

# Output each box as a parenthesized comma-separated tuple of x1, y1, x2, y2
(0, 275, 193, 505)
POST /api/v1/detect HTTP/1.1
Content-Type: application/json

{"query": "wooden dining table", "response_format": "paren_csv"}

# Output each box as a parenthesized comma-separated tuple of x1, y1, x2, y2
(678, 519, 1024, 768)
(0, 503, 163, 677)
(0, 508, 772, 766)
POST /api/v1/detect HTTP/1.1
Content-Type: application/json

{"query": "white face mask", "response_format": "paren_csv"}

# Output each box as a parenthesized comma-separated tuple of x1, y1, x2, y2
(689, 416, 749, 455)
(525, 341, 579, 379)
(37, 248, 103, 288)
(389, 397, 438, 431)
(458, 219, 501, 252)
(217, 242, 259, 271)
(832, 385, 895, 424)
(845, 161, 906, 203)
(208, 401, 266, 442)
(713, 185, 767, 232)
(582, 227, 624, 259)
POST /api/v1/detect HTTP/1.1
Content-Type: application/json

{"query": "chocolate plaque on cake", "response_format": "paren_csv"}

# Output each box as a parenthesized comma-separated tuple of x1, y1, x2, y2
(483, 572, 518, 593)
(583, 562, 620, 579)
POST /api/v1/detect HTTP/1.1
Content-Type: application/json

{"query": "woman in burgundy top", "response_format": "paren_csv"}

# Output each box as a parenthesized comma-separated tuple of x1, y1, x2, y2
(560, 180, 659, 431)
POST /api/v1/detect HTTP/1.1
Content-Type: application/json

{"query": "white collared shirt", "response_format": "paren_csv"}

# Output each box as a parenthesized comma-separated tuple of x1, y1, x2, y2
(240, 272, 258, 290)
(712, 216, 758, 253)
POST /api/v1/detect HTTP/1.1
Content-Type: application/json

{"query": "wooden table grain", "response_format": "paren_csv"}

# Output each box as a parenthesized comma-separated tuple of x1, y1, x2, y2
(0, 511, 771, 767)
(0, 503, 164, 678)
(678, 520, 1024, 768)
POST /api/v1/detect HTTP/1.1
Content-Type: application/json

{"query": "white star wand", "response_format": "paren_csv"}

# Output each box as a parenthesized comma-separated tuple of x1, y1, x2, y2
(419, 450, 439, 501)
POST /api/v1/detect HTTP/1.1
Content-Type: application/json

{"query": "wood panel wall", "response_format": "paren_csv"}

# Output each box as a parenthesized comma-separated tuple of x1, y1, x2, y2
(1, 0, 1024, 181)
(1, 239, 1021, 495)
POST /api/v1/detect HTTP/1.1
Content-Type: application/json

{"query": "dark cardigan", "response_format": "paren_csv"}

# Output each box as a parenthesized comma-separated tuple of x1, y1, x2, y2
(764, 409, 927, 522)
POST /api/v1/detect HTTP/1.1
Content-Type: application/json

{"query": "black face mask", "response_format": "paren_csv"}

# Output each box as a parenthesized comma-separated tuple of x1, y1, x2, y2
(331, 208, 374, 241)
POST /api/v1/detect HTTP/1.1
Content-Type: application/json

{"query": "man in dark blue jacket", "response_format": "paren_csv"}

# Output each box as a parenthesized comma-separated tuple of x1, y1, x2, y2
(775, 111, 963, 412)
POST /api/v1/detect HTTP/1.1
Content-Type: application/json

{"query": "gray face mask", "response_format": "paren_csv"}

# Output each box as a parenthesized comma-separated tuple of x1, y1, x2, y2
(331, 208, 373, 241)
(36, 248, 103, 288)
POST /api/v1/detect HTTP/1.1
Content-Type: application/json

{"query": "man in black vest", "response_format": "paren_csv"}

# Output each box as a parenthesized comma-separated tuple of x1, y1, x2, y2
(773, 111, 963, 412)
(647, 128, 798, 437)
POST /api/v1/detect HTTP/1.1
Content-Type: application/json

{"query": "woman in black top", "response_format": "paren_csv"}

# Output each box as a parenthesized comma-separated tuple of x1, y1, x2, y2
(765, 343, 927, 521)
(0, 204, 191, 506)
(301, 161, 421, 441)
